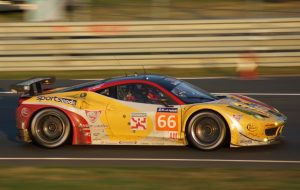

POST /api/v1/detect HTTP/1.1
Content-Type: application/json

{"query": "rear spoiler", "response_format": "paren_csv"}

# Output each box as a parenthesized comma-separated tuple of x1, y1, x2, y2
(10, 77, 56, 96)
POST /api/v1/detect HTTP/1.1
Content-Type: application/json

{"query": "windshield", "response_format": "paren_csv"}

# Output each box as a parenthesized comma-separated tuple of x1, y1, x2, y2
(170, 81, 217, 104)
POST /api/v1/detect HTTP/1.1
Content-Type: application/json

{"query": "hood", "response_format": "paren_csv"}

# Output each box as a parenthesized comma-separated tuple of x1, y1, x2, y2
(214, 94, 286, 120)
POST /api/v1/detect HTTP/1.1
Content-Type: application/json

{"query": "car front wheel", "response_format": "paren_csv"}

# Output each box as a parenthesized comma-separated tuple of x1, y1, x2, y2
(187, 111, 227, 150)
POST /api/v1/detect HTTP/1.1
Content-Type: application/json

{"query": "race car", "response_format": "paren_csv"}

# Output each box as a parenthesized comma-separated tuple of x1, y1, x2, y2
(11, 74, 287, 150)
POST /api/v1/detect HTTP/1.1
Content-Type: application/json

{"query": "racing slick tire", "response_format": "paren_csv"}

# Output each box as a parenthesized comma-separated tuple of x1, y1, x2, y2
(30, 109, 71, 148)
(187, 111, 227, 150)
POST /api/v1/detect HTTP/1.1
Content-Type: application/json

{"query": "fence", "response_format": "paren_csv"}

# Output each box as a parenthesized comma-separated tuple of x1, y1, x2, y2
(0, 18, 299, 71)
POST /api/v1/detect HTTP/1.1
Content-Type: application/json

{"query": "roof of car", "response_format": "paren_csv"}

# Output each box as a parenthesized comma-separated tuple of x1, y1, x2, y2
(97, 74, 179, 91)
(102, 74, 166, 83)
(53, 74, 171, 93)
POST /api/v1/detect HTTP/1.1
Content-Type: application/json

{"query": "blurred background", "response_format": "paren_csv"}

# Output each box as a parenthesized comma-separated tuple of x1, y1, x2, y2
(0, 1, 299, 189)
(0, 0, 299, 79)
(1, 0, 300, 22)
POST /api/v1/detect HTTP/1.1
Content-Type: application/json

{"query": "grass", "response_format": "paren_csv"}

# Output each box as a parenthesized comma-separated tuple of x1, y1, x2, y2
(1, 67, 300, 79)
(0, 167, 299, 190)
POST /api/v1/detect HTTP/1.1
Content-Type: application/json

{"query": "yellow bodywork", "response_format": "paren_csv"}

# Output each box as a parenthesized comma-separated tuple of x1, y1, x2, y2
(22, 90, 286, 147)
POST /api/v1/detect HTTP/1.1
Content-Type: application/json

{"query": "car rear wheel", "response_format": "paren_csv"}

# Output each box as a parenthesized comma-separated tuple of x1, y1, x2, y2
(31, 109, 71, 148)
(187, 111, 227, 150)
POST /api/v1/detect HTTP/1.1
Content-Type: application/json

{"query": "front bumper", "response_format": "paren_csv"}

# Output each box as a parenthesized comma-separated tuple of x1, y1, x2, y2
(16, 128, 32, 143)
(230, 132, 283, 147)
(229, 113, 287, 147)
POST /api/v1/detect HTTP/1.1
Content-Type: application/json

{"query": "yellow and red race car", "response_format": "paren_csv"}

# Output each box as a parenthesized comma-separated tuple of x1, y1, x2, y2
(12, 74, 287, 150)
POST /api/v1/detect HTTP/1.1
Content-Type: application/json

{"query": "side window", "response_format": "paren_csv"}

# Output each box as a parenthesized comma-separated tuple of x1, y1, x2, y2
(116, 83, 176, 105)
(96, 87, 116, 98)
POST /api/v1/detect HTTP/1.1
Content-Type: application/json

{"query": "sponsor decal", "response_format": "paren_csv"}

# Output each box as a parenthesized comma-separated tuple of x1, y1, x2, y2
(130, 113, 147, 130)
(240, 139, 253, 144)
(169, 132, 178, 139)
(84, 132, 91, 136)
(119, 141, 137, 145)
(91, 132, 106, 141)
(21, 107, 29, 117)
(157, 107, 178, 113)
(93, 133, 100, 137)
(156, 108, 178, 131)
(36, 96, 76, 106)
(85, 110, 101, 123)
(233, 114, 243, 122)
(247, 123, 257, 132)
(78, 124, 107, 128)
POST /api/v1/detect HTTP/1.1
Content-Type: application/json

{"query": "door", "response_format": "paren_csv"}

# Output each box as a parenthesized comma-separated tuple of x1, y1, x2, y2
(105, 82, 182, 145)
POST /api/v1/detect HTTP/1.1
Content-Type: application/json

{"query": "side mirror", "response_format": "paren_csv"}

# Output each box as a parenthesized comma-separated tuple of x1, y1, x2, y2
(159, 99, 173, 107)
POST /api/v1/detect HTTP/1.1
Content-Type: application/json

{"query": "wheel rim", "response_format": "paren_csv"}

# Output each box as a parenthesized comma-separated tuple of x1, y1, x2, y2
(191, 117, 221, 147)
(35, 114, 65, 144)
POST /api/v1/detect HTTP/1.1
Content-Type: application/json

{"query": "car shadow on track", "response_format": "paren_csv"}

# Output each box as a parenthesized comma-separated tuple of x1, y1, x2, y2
(24, 143, 286, 158)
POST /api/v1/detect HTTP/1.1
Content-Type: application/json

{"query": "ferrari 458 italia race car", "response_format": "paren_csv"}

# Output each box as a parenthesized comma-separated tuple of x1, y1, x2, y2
(12, 74, 287, 150)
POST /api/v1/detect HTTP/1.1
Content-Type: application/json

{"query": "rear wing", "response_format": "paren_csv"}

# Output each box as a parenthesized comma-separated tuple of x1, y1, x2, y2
(10, 77, 56, 96)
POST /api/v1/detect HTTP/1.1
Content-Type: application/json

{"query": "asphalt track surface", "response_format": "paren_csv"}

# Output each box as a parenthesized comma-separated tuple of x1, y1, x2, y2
(0, 76, 299, 168)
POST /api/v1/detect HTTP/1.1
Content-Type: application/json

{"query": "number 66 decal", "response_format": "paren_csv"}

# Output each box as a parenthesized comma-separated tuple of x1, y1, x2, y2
(156, 113, 178, 131)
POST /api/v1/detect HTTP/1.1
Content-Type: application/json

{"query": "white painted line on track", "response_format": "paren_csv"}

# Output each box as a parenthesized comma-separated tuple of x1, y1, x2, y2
(0, 157, 299, 164)
(213, 93, 300, 96)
